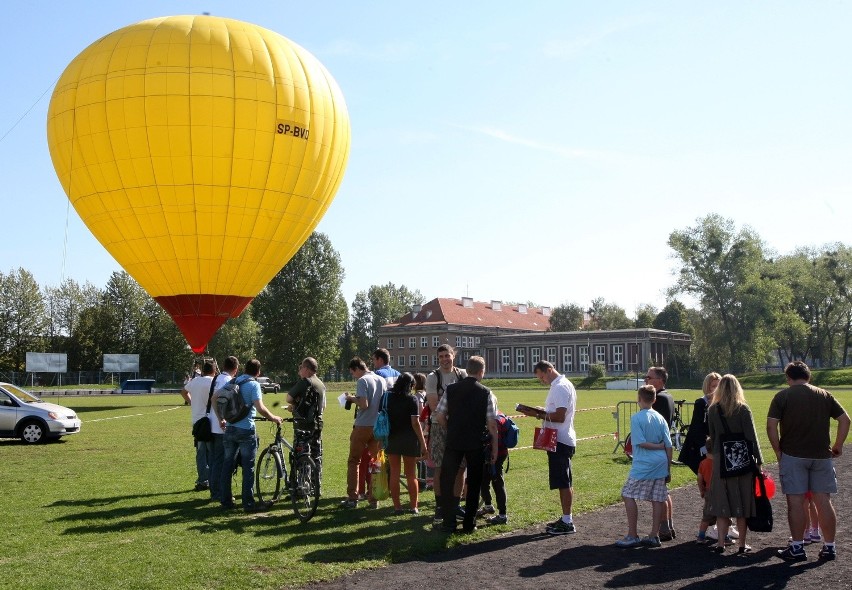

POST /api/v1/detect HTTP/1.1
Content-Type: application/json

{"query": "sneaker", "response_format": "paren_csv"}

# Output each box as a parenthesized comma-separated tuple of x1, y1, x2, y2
(777, 545, 807, 562)
(546, 519, 576, 535)
(658, 530, 674, 542)
(456, 506, 466, 520)
(810, 529, 823, 543)
(244, 501, 273, 513)
(615, 535, 642, 548)
(194, 482, 210, 492)
(695, 534, 707, 544)
(368, 501, 379, 509)
(818, 545, 836, 561)
(641, 536, 662, 548)
(433, 515, 443, 526)
(394, 508, 406, 515)
(410, 508, 420, 515)
(728, 525, 739, 539)
(339, 499, 357, 509)
(487, 514, 508, 525)
(476, 505, 495, 517)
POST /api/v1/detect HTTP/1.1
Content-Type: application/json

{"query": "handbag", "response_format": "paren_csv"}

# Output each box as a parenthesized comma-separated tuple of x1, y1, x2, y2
(192, 378, 216, 442)
(533, 417, 558, 452)
(373, 392, 390, 448)
(717, 408, 754, 478)
(746, 469, 774, 532)
(371, 449, 390, 501)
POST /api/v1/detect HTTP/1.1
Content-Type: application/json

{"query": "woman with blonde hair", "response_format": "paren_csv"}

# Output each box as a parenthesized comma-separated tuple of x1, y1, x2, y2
(679, 372, 722, 473)
(706, 374, 763, 554)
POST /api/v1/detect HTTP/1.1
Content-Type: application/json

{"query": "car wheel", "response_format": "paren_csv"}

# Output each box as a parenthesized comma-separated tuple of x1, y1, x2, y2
(20, 420, 47, 444)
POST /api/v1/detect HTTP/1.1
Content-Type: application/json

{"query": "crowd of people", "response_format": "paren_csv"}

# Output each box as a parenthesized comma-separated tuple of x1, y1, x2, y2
(181, 347, 849, 562)
(615, 361, 849, 562)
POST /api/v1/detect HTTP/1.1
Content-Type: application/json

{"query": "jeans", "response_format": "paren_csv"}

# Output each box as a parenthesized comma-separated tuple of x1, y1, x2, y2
(223, 426, 258, 508)
(208, 434, 225, 501)
(195, 439, 209, 485)
(480, 454, 507, 514)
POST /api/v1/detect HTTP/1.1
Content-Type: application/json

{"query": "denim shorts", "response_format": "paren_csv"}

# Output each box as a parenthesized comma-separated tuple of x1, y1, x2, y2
(779, 453, 837, 495)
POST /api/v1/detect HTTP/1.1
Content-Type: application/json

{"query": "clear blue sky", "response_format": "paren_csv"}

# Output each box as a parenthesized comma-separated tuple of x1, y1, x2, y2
(3, 1, 852, 317)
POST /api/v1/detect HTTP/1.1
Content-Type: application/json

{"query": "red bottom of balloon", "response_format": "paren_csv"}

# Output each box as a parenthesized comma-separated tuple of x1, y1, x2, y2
(156, 294, 253, 353)
(756, 472, 776, 499)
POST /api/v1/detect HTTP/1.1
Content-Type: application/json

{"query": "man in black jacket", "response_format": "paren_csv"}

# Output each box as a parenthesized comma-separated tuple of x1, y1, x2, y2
(434, 356, 498, 533)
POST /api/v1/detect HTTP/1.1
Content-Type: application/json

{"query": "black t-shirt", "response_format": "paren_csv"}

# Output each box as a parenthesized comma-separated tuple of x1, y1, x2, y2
(653, 389, 674, 427)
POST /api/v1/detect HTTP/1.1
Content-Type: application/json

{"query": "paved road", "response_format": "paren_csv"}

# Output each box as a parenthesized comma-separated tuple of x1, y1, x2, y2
(303, 450, 850, 589)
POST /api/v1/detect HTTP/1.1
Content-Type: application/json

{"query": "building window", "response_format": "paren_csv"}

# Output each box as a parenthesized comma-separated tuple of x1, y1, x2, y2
(515, 348, 526, 373)
(387, 338, 394, 349)
(562, 347, 573, 373)
(546, 347, 557, 364)
(455, 336, 461, 347)
(432, 336, 440, 347)
(501, 349, 511, 373)
(421, 337, 428, 348)
(595, 345, 606, 366)
(432, 355, 438, 366)
(579, 346, 589, 372)
(530, 347, 541, 366)
(398, 355, 405, 367)
(409, 355, 416, 367)
(421, 355, 428, 366)
(398, 339, 404, 349)
(475, 337, 481, 346)
(463, 351, 471, 361)
(612, 344, 624, 372)
(409, 337, 416, 349)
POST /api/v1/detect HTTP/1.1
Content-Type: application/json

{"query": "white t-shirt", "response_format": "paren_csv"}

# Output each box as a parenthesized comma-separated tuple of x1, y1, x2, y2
(544, 374, 577, 446)
(187, 375, 215, 424)
(208, 373, 234, 435)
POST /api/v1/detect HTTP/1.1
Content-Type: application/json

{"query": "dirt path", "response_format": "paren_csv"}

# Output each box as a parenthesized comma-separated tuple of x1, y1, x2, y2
(303, 450, 850, 589)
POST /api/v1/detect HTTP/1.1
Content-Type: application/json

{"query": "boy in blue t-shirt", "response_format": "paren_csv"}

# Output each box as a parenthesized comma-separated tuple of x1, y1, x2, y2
(615, 385, 673, 548)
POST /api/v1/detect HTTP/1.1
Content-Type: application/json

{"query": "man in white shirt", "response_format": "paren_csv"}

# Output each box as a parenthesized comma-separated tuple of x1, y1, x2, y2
(518, 360, 578, 535)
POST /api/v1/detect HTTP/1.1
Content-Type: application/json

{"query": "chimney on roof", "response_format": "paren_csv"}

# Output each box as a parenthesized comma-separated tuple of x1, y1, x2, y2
(491, 300, 502, 311)
(542, 306, 551, 317)
(518, 304, 528, 314)
(462, 297, 473, 308)
(411, 304, 422, 318)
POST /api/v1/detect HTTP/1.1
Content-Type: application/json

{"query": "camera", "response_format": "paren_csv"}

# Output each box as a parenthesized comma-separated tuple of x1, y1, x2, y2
(344, 393, 352, 411)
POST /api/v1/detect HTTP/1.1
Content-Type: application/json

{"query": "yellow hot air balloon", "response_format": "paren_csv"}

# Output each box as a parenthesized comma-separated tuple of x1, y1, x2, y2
(47, 15, 350, 352)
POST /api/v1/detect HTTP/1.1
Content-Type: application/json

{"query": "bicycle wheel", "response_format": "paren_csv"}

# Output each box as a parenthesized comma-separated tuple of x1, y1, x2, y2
(291, 455, 320, 523)
(256, 448, 283, 503)
(623, 433, 633, 460)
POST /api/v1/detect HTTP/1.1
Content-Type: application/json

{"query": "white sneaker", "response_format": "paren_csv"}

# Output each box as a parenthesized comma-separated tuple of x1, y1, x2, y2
(706, 525, 718, 541)
(728, 525, 740, 539)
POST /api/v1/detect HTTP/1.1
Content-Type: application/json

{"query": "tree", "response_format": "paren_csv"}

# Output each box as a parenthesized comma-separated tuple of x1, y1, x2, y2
(44, 278, 100, 358)
(207, 305, 260, 368)
(668, 214, 783, 372)
(587, 297, 633, 330)
(548, 303, 585, 332)
(0, 269, 48, 371)
(652, 301, 694, 335)
(254, 233, 348, 378)
(634, 304, 658, 328)
(347, 283, 424, 360)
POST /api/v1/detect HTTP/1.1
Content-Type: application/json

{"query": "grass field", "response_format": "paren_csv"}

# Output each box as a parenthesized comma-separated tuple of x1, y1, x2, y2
(4, 384, 850, 589)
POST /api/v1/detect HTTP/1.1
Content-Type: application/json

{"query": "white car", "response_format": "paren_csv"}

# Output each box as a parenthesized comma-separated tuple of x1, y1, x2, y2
(0, 382, 82, 443)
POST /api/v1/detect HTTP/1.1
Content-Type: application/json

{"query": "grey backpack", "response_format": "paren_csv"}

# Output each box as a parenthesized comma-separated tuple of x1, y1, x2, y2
(215, 378, 252, 423)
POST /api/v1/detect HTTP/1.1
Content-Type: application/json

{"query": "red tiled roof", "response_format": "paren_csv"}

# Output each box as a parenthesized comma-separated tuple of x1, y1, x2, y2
(385, 298, 550, 331)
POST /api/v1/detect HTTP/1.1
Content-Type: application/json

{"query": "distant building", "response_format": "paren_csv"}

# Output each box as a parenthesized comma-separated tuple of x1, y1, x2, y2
(379, 297, 692, 377)
(481, 328, 692, 378)
(378, 297, 550, 371)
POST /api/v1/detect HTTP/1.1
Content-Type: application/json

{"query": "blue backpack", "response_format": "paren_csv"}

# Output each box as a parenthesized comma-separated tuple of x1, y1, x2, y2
(500, 413, 520, 449)
(373, 392, 390, 447)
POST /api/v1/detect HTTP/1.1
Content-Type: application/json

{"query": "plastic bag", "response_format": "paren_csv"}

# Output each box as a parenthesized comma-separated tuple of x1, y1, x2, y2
(371, 449, 390, 500)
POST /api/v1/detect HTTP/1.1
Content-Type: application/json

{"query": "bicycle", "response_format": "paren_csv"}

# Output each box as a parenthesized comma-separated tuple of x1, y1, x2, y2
(622, 399, 689, 459)
(256, 418, 321, 523)
(670, 399, 689, 452)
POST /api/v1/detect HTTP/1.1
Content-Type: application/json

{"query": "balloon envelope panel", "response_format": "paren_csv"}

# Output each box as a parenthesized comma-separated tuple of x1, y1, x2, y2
(47, 15, 350, 351)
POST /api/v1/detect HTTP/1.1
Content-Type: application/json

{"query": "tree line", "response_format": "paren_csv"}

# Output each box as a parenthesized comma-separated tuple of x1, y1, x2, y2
(2, 214, 850, 381)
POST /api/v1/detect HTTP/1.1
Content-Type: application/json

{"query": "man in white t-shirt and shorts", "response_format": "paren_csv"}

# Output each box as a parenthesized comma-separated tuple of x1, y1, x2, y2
(519, 360, 578, 535)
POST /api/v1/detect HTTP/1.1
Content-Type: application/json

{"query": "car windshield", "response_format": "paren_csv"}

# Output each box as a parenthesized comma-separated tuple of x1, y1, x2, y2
(3, 383, 41, 403)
